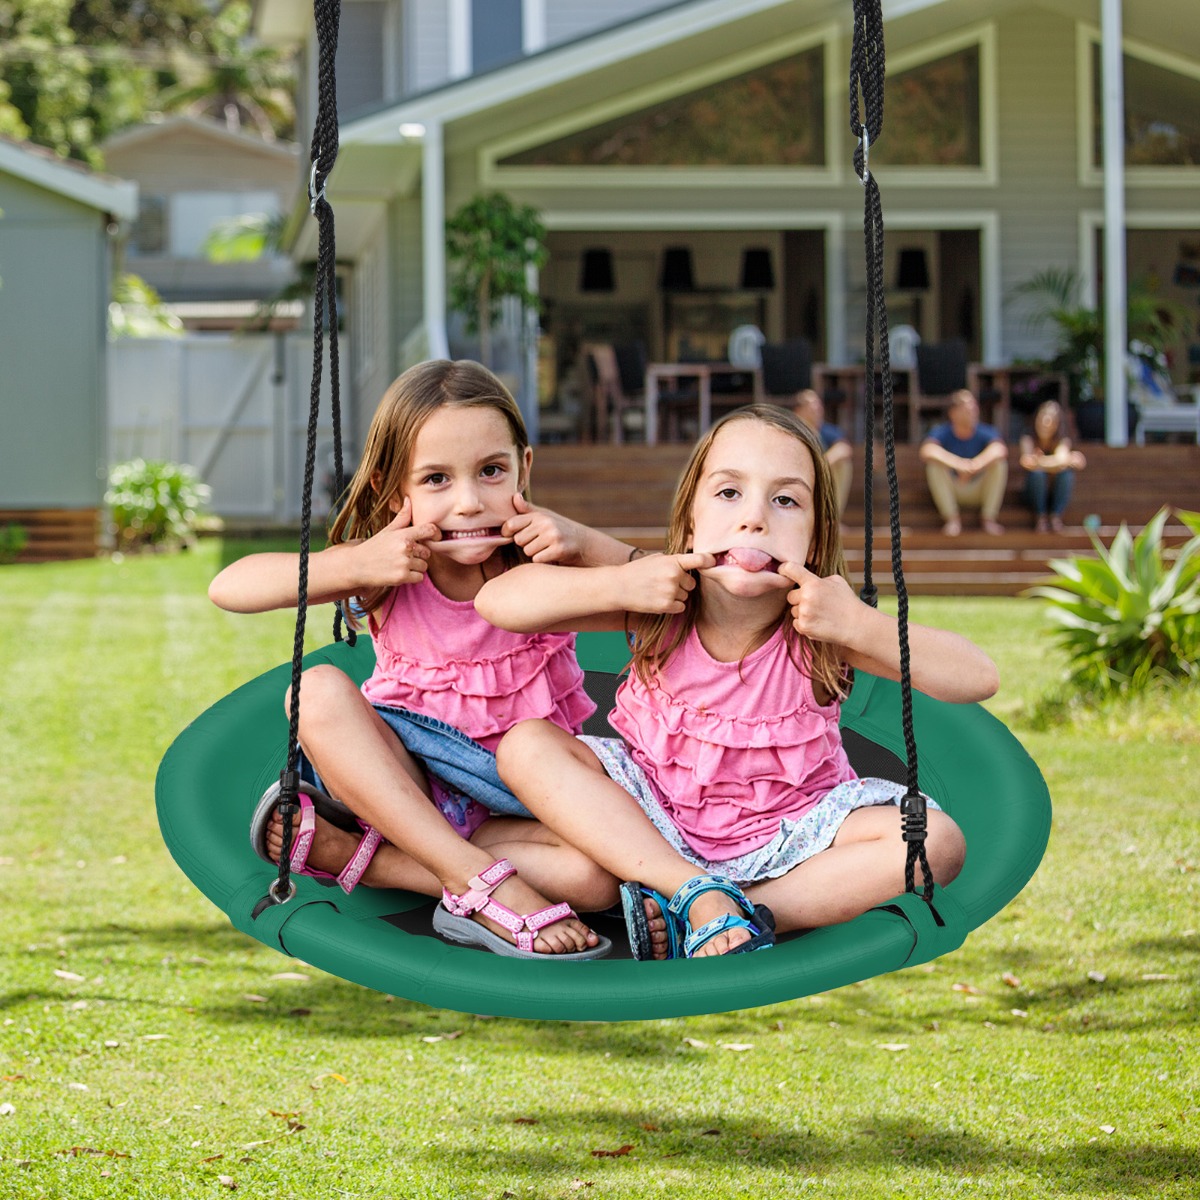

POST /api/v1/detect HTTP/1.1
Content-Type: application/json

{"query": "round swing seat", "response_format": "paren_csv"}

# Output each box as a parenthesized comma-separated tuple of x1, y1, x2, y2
(156, 632, 1049, 1021)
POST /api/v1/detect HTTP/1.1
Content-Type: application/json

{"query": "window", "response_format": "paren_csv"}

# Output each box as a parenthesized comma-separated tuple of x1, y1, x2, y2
(498, 46, 826, 167)
(871, 45, 981, 167)
(169, 191, 280, 259)
(1090, 43, 1200, 168)
(130, 195, 167, 256)
(472, 0, 523, 74)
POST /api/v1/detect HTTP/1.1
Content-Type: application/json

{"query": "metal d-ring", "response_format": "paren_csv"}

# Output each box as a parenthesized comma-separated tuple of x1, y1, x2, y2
(308, 158, 326, 214)
(859, 126, 870, 186)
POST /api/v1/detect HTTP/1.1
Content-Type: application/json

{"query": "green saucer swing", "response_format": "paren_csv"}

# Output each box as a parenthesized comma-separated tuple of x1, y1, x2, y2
(156, 631, 1049, 1021)
(155, 0, 1050, 1021)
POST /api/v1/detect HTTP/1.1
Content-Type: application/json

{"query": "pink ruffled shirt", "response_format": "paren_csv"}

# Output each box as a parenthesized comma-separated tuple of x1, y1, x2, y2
(361, 573, 595, 751)
(610, 624, 855, 861)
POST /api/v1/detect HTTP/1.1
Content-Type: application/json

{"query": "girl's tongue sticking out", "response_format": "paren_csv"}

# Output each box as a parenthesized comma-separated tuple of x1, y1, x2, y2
(715, 546, 779, 573)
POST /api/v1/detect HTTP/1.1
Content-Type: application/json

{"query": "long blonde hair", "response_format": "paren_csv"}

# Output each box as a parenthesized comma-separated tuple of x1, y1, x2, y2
(329, 359, 531, 619)
(631, 405, 851, 699)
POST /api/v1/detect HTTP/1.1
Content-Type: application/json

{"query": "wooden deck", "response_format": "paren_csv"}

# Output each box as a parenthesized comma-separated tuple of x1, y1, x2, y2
(530, 443, 1200, 596)
(1, 508, 99, 563)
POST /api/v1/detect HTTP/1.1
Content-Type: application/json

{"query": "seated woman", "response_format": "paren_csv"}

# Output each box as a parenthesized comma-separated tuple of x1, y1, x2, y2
(793, 389, 853, 521)
(1019, 401, 1087, 533)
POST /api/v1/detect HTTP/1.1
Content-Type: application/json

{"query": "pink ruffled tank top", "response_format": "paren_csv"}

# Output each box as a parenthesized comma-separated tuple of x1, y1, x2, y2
(610, 624, 855, 860)
(361, 573, 595, 751)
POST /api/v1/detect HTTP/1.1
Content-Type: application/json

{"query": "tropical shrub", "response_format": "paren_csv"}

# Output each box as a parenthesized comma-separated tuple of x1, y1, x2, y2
(105, 459, 212, 552)
(0, 522, 28, 564)
(1028, 508, 1200, 695)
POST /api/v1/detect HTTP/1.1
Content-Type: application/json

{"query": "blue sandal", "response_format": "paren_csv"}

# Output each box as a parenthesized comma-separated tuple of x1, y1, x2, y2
(619, 881, 682, 961)
(668, 875, 775, 958)
(621, 876, 775, 960)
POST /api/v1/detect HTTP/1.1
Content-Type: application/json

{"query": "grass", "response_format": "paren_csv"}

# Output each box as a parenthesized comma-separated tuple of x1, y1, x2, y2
(1, 542, 1197, 1199)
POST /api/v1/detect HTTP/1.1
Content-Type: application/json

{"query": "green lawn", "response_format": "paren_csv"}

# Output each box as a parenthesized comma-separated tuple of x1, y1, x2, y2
(1, 543, 1197, 1199)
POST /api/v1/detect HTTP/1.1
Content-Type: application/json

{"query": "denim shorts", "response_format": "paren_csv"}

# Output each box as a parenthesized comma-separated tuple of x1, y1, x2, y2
(299, 703, 535, 838)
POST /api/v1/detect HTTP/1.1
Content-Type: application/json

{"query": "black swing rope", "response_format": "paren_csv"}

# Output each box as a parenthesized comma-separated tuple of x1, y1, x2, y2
(256, 0, 934, 916)
(255, 0, 348, 915)
(850, 0, 934, 905)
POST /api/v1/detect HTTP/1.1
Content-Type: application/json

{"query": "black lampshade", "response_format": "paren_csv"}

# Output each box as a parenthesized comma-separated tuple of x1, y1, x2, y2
(659, 246, 695, 291)
(896, 247, 930, 291)
(740, 247, 775, 290)
(579, 247, 615, 292)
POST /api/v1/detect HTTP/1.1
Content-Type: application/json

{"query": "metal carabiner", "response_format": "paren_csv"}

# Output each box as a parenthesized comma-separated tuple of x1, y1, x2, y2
(859, 126, 870, 186)
(308, 157, 326, 214)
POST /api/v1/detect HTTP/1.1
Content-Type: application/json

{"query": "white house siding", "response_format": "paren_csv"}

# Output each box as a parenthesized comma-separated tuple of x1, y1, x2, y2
(544, 0, 672, 48)
(409, 0, 451, 93)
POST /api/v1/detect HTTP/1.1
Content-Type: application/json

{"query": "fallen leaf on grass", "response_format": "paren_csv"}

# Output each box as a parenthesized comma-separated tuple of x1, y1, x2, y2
(701, 1129, 721, 1136)
(142, 1034, 169, 1041)
(1140, 974, 1175, 981)
(591, 1144, 633, 1157)
(270, 972, 310, 981)
(681, 1037, 709, 1048)
(269, 1110, 301, 1120)
(568, 1182, 593, 1191)
(241, 995, 269, 1004)
(640, 1123, 659, 1132)
(1087, 971, 1107, 983)
(952, 982, 982, 995)
(0, 1103, 16, 1116)
(1001, 972, 1021, 988)
(876, 1043, 910, 1052)
(512, 1117, 538, 1125)
(54, 970, 86, 982)
(1011, 1009, 1029, 1018)
(1099, 1125, 1116, 1135)
(310, 1073, 348, 1090)
(1, 1074, 25, 1082)
(421, 1030, 464, 1043)
(718, 1043, 754, 1052)
(218, 1175, 237, 1189)
(241, 1123, 304, 1150)
(201, 1154, 225, 1163)
(56, 1147, 130, 1158)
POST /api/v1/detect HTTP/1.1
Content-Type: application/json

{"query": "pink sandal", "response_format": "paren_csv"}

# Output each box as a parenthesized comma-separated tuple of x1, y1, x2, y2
(250, 783, 383, 895)
(431, 858, 611, 960)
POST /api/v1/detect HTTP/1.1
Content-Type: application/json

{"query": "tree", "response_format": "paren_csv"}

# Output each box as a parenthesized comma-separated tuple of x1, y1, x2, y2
(445, 192, 547, 368)
(157, 1, 294, 140)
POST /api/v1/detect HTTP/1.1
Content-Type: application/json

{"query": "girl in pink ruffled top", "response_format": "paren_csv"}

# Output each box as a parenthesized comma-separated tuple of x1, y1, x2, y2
(478, 405, 999, 959)
(209, 360, 640, 960)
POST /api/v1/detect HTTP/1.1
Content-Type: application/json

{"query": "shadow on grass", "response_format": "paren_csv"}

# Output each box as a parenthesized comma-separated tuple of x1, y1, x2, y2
(430, 1110, 1196, 1193)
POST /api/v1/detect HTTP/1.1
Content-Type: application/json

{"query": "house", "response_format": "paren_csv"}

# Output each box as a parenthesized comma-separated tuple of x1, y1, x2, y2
(255, 0, 1200, 449)
(0, 137, 137, 560)
(102, 116, 301, 329)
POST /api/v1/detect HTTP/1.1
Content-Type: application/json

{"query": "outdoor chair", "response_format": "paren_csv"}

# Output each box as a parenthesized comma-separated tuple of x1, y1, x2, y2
(581, 342, 644, 443)
(907, 338, 971, 444)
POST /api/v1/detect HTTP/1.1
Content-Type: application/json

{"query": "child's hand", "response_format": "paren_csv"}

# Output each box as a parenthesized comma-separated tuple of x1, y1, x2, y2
(355, 498, 440, 586)
(779, 563, 859, 644)
(622, 551, 715, 614)
(502, 494, 587, 563)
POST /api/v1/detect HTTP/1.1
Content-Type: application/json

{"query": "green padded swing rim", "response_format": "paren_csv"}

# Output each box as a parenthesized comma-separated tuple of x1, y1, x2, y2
(156, 632, 1050, 1021)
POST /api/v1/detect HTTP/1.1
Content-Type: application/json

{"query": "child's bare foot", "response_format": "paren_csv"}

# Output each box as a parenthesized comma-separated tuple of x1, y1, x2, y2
(637, 895, 675, 960)
(981, 517, 1004, 535)
(680, 891, 754, 956)
(942, 517, 962, 537)
(472, 871, 602, 955)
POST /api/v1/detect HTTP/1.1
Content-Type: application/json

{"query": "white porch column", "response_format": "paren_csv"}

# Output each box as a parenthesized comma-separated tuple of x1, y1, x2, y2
(422, 119, 450, 360)
(1101, 0, 1128, 446)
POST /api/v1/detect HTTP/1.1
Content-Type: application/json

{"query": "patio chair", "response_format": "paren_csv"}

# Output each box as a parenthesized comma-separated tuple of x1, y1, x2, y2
(907, 338, 970, 444)
(581, 342, 644, 443)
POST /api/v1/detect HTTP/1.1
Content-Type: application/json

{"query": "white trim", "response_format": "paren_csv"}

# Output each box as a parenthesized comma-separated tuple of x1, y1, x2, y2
(1076, 21, 1200, 189)
(523, 0, 546, 54)
(875, 210, 1002, 363)
(342, 0, 889, 142)
(541, 209, 845, 232)
(481, 24, 840, 186)
(0, 139, 138, 220)
(448, 0, 471, 81)
(870, 22, 998, 187)
(1100, 0, 1128, 447)
(423, 120, 449, 359)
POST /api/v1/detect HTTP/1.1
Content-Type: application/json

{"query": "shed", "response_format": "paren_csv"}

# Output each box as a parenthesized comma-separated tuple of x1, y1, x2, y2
(0, 138, 137, 560)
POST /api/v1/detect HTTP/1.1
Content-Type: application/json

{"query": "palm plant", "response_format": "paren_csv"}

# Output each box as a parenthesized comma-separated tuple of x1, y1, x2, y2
(158, 1, 294, 140)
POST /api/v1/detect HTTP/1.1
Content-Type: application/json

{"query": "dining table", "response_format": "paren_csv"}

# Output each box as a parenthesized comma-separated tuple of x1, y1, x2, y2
(643, 361, 764, 444)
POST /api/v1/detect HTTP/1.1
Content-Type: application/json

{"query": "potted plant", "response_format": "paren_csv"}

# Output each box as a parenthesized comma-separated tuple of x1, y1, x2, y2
(1012, 268, 1191, 440)
(445, 191, 547, 369)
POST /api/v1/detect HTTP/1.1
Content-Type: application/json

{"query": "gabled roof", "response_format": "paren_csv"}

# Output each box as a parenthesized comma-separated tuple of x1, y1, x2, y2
(102, 115, 299, 162)
(0, 136, 137, 220)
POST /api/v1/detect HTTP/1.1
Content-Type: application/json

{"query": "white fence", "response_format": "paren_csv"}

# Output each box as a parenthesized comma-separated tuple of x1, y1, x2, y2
(108, 333, 342, 522)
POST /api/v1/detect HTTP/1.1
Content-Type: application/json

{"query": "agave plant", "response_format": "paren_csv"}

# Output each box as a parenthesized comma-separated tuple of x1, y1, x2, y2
(1027, 508, 1200, 694)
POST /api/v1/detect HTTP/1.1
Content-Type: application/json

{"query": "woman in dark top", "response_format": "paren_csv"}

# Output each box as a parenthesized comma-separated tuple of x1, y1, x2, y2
(1019, 401, 1087, 532)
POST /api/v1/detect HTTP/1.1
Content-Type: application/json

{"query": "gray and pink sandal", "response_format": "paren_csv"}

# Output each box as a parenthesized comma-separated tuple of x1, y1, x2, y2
(250, 781, 384, 895)
(431, 858, 611, 960)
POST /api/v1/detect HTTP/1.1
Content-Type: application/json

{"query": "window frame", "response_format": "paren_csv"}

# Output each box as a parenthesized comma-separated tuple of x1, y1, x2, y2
(1076, 23, 1200, 188)
(481, 24, 842, 189)
(870, 22, 997, 187)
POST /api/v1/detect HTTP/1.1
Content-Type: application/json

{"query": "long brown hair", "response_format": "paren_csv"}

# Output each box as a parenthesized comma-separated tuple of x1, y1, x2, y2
(329, 359, 531, 620)
(631, 404, 851, 700)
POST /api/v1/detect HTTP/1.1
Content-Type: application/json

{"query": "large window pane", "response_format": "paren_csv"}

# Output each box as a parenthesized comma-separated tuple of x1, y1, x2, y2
(872, 45, 981, 167)
(473, 0, 523, 74)
(1091, 45, 1200, 167)
(499, 47, 825, 167)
